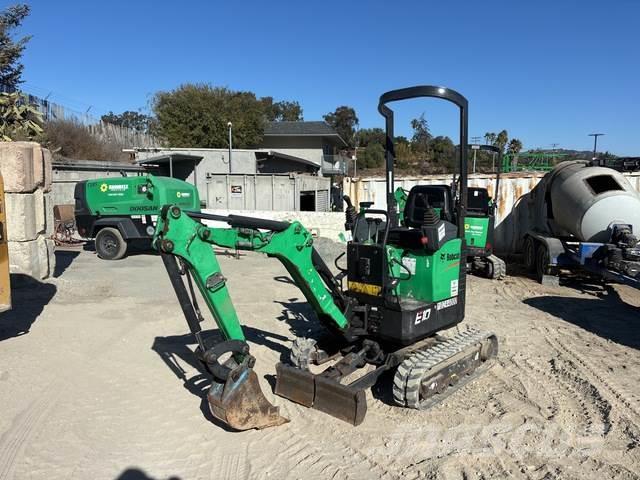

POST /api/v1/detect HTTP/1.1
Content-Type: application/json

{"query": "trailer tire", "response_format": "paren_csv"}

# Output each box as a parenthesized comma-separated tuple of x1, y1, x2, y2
(535, 243, 549, 284)
(523, 236, 536, 272)
(95, 227, 128, 260)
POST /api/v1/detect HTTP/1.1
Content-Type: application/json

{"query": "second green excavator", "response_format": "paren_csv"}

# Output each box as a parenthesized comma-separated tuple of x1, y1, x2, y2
(153, 86, 498, 430)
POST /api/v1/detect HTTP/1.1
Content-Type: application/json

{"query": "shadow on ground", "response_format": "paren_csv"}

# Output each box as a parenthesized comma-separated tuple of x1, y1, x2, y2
(524, 288, 640, 349)
(0, 274, 57, 342)
(115, 468, 181, 480)
(54, 249, 80, 277)
(152, 326, 291, 428)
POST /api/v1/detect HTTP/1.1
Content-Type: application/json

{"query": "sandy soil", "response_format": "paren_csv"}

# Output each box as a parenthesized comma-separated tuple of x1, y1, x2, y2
(0, 248, 639, 480)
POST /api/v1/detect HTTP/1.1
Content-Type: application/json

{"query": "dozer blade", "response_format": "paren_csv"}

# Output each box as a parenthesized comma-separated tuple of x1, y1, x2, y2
(313, 375, 367, 426)
(275, 362, 367, 426)
(208, 367, 288, 430)
(274, 362, 315, 407)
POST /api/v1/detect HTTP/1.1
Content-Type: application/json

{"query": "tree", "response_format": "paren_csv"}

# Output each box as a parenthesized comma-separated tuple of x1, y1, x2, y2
(0, 4, 30, 90)
(324, 106, 359, 147)
(261, 97, 303, 121)
(430, 136, 456, 170)
(101, 110, 152, 132)
(394, 141, 413, 169)
(0, 91, 42, 140)
(410, 113, 431, 154)
(151, 84, 266, 148)
(507, 138, 523, 156)
(494, 130, 509, 153)
(355, 127, 385, 147)
(484, 132, 496, 146)
(361, 142, 385, 169)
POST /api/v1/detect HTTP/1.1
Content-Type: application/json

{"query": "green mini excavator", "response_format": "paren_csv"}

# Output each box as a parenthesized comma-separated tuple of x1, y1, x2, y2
(153, 86, 498, 430)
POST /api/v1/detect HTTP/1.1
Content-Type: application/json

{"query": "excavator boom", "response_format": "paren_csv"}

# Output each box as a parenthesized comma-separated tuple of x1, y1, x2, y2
(153, 205, 350, 430)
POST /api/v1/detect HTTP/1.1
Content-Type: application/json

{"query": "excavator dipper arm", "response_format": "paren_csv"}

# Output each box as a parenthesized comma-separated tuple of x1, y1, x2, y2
(153, 205, 349, 430)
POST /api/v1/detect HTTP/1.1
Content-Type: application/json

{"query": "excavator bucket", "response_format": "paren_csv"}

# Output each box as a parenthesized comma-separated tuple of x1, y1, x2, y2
(208, 366, 288, 430)
(275, 363, 367, 426)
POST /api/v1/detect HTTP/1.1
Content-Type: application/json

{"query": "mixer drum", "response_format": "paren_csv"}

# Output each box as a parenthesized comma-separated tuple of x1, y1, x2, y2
(548, 162, 640, 242)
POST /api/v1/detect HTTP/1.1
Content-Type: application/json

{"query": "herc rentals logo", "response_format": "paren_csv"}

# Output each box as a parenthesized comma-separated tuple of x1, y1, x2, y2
(100, 183, 129, 194)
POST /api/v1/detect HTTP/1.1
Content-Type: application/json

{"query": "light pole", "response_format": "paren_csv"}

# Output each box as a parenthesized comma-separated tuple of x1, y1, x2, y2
(471, 136, 481, 174)
(227, 121, 233, 173)
(588, 133, 604, 161)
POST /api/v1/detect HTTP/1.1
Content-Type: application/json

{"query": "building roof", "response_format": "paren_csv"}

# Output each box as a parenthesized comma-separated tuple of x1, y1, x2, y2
(255, 150, 320, 170)
(136, 153, 204, 165)
(264, 121, 347, 146)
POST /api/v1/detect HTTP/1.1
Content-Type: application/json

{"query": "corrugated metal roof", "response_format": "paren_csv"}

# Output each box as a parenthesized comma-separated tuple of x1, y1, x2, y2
(264, 121, 337, 136)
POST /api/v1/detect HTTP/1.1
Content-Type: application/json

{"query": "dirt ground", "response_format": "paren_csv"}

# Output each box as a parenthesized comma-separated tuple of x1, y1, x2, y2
(0, 247, 639, 480)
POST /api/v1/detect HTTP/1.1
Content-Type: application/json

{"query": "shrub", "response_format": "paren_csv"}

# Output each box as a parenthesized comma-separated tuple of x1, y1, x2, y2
(42, 119, 129, 161)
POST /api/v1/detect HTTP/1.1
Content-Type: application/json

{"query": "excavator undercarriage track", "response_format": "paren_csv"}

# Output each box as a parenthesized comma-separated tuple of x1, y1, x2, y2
(393, 328, 498, 409)
(472, 255, 506, 280)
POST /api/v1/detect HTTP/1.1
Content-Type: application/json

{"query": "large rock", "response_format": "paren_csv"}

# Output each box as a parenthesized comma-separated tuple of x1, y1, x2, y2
(44, 192, 55, 236)
(44, 237, 55, 276)
(32, 143, 45, 188)
(0, 142, 37, 193)
(42, 147, 53, 193)
(33, 189, 50, 237)
(5, 192, 40, 242)
(7, 235, 54, 280)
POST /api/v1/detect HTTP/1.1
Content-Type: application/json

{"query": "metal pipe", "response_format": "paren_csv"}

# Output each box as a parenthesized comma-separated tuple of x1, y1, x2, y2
(228, 122, 233, 173)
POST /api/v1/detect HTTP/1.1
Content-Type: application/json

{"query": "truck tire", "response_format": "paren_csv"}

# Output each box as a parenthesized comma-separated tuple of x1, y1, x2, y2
(95, 227, 128, 260)
(535, 243, 549, 284)
(523, 236, 536, 272)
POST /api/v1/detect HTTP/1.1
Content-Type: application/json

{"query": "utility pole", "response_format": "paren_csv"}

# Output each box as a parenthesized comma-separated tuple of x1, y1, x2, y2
(550, 143, 559, 162)
(227, 122, 233, 173)
(471, 136, 481, 174)
(588, 133, 604, 162)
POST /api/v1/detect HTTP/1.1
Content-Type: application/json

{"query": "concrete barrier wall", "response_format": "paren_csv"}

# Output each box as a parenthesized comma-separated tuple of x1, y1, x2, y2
(202, 209, 346, 241)
(0, 142, 56, 279)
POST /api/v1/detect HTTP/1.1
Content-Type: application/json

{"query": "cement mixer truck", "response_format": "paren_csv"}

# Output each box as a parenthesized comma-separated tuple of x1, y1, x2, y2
(521, 160, 640, 288)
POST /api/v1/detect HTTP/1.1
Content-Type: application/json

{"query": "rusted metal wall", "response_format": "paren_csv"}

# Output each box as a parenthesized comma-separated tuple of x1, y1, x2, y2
(344, 171, 640, 254)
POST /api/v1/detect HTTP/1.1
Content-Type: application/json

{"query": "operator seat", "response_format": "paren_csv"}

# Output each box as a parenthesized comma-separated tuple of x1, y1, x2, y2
(466, 187, 490, 216)
(387, 185, 457, 251)
(404, 185, 455, 224)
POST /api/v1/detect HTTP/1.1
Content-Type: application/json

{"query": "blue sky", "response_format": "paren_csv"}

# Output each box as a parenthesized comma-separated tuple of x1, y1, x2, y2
(12, 0, 640, 154)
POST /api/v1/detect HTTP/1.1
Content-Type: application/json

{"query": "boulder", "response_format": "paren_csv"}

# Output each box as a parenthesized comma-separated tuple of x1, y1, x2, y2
(0, 142, 37, 193)
(5, 192, 39, 242)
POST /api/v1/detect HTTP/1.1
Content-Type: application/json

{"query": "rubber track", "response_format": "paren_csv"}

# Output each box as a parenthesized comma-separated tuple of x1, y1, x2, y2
(393, 328, 495, 409)
(488, 254, 506, 280)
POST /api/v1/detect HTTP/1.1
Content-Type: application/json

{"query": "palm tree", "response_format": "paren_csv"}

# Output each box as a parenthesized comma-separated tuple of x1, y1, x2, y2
(484, 132, 496, 145)
(495, 130, 509, 153)
(507, 138, 523, 155)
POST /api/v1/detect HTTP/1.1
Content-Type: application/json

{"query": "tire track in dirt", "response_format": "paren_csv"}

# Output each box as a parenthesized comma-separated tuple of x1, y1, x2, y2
(255, 407, 412, 480)
(549, 357, 612, 436)
(0, 381, 63, 480)
(494, 274, 639, 439)
(216, 453, 249, 480)
(0, 320, 142, 480)
(543, 330, 640, 422)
